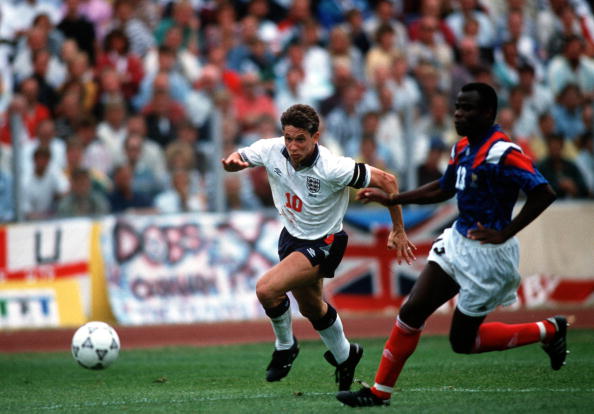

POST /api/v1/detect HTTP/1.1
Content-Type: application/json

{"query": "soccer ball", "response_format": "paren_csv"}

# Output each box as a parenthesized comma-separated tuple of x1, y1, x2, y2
(71, 321, 120, 369)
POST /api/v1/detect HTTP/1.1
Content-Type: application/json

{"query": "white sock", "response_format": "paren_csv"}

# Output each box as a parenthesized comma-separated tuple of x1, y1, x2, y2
(318, 314, 350, 364)
(269, 308, 294, 350)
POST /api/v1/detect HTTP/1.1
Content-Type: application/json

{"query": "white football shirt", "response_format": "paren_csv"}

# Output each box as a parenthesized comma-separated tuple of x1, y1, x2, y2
(239, 137, 371, 240)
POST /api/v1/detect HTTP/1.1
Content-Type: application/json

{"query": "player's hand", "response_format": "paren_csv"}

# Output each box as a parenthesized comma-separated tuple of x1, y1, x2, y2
(467, 222, 507, 244)
(356, 188, 392, 206)
(221, 154, 249, 172)
(387, 230, 416, 265)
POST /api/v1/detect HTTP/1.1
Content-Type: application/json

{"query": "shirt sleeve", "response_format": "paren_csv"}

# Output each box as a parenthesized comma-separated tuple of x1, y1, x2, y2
(325, 153, 371, 190)
(238, 138, 277, 167)
(501, 147, 549, 192)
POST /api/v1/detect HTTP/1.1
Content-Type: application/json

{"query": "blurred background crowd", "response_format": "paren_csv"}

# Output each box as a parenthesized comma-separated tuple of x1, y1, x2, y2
(0, 0, 593, 222)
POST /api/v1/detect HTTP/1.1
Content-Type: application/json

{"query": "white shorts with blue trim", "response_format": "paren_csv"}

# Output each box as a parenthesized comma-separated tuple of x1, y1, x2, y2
(427, 227, 521, 317)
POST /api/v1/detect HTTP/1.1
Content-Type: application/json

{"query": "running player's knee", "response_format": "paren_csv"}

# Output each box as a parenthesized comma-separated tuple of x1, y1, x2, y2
(449, 334, 474, 354)
(399, 301, 427, 328)
(255, 277, 277, 306)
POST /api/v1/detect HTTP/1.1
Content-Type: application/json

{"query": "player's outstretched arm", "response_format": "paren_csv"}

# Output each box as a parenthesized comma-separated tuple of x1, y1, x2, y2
(366, 167, 416, 265)
(467, 183, 557, 244)
(357, 179, 455, 206)
(221, 152, 250, 172)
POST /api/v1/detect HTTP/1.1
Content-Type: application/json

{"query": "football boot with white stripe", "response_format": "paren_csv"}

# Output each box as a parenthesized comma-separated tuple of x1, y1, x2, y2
(324, 343, 363, 391)
(336, 386, 390, 407)
(265, 337, 299, 382)
(542, 315, 569, 370)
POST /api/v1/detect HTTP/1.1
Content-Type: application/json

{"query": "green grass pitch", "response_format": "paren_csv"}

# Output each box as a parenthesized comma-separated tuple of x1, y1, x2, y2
(1, 330, 593, 413)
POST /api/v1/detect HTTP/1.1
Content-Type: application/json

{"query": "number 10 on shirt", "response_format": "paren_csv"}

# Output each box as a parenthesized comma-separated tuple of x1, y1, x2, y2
(285, 193, 303, 212)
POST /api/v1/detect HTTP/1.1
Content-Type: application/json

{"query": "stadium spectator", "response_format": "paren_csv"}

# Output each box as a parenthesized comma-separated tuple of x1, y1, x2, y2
(109, 0, 155, 57)
(140, 72, 187, 148)
(64, 136, 111, 196)
(551, 83, 588, 143)
(122, 132, 166, 200)
(57, 0, 97, 64)
(56, 167, 110, 217)
(62, 51, 98, 115)
(416, 137, 447, 186)
(340, 8, 372, 56)
(326, 26, 365, 81)
(275, 64, 306, 113)
(153, 0, 200, 53)
(324, 82, 364, 158)
(53, 90, 85, 140)
(416, 91, 457, 147)
(538, 133, 589, 199)
(96, 98, 129, 161)
(365, 23, 398, 82)
(445, 0, 495, 48)
(108, 163, 153, 213)
(13, 25, 67, 90)
(339, 82, 566, 407)
(144, 24, 201, 84)
(23, 119, 67, 177)
(222, 103, 414, 391)
(0, 151, 13, 222)
(232, 71, 277, 141)
(96, 28, 144, 101)
(364, 0, 408, 52)
(516, 63, 554, 118)
(407, 15, 454, 77)
(1, 78, 51, 144)
(575, 132, 594, 197)
(388, 52, 422, 114)
(547, 34, 594, 100)
(78, 0, 113, 41)
(154, 168, 207, 213)
(23, 146, 70, 220)
(407, 0, 456, 46)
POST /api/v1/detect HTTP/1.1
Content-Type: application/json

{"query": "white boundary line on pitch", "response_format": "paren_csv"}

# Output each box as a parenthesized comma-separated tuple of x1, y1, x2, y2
(30, 388, 594, 410)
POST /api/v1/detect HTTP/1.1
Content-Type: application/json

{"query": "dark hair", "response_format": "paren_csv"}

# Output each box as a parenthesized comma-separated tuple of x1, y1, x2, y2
(280, 104, 319, 135)
(461, 82, 498, 122)
(104, 28, 130, 54)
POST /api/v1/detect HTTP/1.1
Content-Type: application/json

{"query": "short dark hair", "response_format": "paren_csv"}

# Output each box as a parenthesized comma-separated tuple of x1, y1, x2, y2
(461, 82, 498, 122)
(280, 104, 319, 135)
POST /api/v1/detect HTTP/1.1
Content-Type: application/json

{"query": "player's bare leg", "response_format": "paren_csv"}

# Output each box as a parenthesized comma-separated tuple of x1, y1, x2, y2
(256, 252, 320, 382)
(293, 281, 363, 391)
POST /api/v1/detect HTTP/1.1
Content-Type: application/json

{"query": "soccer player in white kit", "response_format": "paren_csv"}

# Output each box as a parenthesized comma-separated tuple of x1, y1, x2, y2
(222, 104, 416, 391)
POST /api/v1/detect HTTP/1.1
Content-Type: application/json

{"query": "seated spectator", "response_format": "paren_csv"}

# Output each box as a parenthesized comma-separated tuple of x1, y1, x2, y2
(551, 83, 587, 143)
(123, 133, 166, 200)
(140, 72, 187, 148)
(232, 71, 277, 139)
(23, 119, 67, 177)
(417, 137, 447, 186)
(64, 136, 111, 195)
(56, 167, 110, 217)
(0, 160, 13, 222)
(154, 168, 207, 213)
(574, 132, 594, 197)
(23, 146, 70, 220)
(95, 28, 144, 100)
(537, 134, 589, 199)
(97, 98, 129, 162)
(108, 164, 154, 213)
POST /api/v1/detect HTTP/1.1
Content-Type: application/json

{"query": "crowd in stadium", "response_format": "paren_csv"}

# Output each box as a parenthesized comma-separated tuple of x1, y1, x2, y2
(0, 0, 593, 222)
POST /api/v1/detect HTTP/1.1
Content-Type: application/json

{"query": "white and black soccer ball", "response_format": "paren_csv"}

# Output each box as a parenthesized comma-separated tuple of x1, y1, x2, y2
(71, 321, 120, 370)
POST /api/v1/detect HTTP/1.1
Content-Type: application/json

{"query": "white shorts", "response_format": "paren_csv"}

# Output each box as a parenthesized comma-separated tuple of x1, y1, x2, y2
(427, 227, 521, 317)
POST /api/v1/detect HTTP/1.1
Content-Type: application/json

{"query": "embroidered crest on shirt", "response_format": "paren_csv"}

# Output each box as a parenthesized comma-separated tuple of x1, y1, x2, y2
(306, 176, 320, 194)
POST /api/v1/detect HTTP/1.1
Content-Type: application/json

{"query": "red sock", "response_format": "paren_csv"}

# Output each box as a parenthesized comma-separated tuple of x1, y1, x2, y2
(472, 320, 556, 353)
(371, 317, 422, 399)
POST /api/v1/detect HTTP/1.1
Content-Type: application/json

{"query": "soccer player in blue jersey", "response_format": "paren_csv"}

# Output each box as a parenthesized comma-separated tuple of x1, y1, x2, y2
(222, 104, 416, 391)
(337, 83, 568, 407)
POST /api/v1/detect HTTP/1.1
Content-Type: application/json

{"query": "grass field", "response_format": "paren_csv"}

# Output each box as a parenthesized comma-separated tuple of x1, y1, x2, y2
(1, 330, 593, 413)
